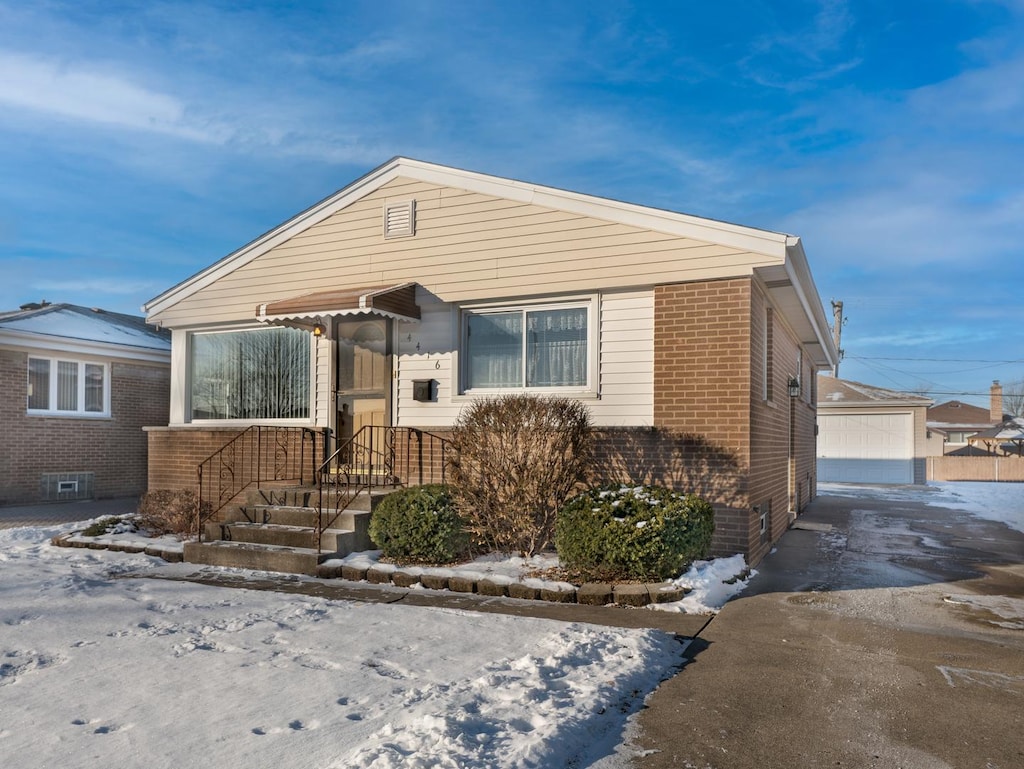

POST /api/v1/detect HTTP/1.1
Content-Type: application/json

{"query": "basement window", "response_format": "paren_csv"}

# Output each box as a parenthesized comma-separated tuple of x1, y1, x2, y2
(384, 200, 416, 238)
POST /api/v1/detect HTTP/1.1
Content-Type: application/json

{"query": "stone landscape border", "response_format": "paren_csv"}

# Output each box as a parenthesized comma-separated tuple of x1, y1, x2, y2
(51, 532, 184, 562)
(316, 562, 689, 607)
(51, 533, 689, 608)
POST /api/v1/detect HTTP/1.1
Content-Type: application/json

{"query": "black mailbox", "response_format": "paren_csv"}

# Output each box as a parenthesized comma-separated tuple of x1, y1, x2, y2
(412, 379, 435, 402)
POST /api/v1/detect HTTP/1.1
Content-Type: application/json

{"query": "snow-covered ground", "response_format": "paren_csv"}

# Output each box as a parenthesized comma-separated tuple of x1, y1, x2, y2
(0, 521, 699, 769)
(5, 480, 1015, 767)
(819, 481, 1024, 534)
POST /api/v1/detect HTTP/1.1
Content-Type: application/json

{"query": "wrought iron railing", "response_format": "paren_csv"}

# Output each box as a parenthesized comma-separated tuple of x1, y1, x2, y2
(196, 426, 322, 541)
(315, 426, 450, 552)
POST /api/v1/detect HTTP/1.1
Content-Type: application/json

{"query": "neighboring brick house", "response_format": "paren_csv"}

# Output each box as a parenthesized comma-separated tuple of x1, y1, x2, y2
(927, 381, 1009, 456)
(142, 158, 837, 565)
(0, 302, 170, 505)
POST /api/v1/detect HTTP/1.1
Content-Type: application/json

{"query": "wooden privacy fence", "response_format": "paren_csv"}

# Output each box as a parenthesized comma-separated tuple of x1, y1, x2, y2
(927, 455, 1024, 482)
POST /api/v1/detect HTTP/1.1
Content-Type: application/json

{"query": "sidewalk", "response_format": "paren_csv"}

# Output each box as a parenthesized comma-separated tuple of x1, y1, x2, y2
(0, 497, 138, 530)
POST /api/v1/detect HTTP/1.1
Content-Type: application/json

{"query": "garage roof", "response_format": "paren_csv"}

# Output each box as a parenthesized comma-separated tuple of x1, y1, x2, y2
(817, 375, 933, 408)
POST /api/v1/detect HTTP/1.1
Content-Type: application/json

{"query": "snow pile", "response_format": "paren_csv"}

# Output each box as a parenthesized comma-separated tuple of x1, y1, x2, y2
(0, 522, 684, 769)
(652, 554, 753, 614)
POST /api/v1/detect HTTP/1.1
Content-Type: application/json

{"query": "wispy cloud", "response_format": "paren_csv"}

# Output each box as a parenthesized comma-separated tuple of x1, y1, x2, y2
(739, 0, 861, 91)
(0, 50, 230, 142)
(31, 279, 162, 296)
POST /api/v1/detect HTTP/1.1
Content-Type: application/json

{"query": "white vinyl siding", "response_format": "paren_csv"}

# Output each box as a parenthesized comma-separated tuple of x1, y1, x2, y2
(313, 335, 333, 427)
(392, 287, 653, 428)
(595, 290, 654, 425)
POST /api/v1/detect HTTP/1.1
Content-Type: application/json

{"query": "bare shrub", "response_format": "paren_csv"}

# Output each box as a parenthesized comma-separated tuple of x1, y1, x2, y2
(448, 394, 592, 556)
(137, 489, 209, 539)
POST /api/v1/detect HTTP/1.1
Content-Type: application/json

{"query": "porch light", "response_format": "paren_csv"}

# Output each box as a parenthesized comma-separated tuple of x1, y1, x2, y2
(788, 377, 801, 398)
(312, 317, 327, 337)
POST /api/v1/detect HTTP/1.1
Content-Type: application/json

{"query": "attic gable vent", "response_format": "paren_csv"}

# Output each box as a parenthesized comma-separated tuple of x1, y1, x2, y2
(384, 200, 416, 238)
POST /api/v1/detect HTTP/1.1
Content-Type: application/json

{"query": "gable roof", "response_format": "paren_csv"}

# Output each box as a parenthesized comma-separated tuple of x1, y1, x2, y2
(142, 157, 837, 367)
(927, 399, 1003, 430)
(817, 375, 933, 407)
(0, 303, 170, 363)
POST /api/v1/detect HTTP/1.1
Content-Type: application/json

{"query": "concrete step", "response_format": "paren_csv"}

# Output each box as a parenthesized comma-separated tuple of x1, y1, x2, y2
(244, 504, 370, 531)
(206, 520, 364, 557)
(247, 486, 388, 512)
(183, 540, 327, 576)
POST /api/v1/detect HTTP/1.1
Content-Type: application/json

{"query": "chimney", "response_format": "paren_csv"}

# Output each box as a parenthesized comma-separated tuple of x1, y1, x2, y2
(990, 380, 1003, 423)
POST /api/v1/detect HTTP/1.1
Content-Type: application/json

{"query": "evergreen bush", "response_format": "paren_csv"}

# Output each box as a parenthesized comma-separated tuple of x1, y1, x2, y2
(368, 484, 469, 564)
(555, 485, 714, 580)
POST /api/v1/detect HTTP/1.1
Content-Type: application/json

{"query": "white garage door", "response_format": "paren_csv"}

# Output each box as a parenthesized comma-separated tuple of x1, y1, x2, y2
(817, 412, 914, 484)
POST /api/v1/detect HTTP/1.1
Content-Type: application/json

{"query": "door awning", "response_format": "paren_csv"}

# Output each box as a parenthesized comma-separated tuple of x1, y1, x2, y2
(256, 282, 421, 326)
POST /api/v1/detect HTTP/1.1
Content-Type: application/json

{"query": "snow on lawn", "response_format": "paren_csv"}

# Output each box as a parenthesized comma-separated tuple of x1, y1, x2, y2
(0, 522, 686, 769)
(819, 481, 1024, 534)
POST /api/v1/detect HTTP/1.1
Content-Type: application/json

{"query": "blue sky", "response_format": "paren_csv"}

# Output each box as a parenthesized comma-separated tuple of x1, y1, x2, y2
(1, 0, 1022, 407)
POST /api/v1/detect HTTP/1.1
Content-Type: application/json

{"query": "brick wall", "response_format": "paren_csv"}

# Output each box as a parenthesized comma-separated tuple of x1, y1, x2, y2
(652, 278, 755, 558)
(0, 350, 170, 505)
(746, 285, 819, 564)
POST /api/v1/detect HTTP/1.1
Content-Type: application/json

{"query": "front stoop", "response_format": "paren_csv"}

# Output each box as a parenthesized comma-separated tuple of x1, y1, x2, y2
(184, 486, 384, 576)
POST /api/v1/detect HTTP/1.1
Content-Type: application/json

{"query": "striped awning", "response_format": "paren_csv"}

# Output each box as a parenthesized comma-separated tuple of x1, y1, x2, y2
(256, 282, 421, 326)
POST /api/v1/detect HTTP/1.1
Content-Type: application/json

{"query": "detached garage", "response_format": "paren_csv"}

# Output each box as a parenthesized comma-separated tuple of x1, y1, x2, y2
(817, 376, 932, 484)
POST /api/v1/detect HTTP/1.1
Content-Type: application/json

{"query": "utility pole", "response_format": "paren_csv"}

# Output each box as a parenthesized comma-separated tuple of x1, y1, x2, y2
(831, 299, 845, 377)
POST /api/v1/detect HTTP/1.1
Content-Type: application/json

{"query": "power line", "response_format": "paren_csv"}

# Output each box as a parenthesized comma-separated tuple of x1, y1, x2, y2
(846, 355, 1024, 364)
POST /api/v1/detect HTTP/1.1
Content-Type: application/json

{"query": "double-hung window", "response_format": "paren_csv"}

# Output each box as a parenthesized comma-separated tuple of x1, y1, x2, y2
(190, 326, 311, 421)
(462, 302, 592, 392)
(27, 357, 108, 416)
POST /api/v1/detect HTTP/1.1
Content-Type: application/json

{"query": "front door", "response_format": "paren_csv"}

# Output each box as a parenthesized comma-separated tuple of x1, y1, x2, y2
(335, 317, 390, 448)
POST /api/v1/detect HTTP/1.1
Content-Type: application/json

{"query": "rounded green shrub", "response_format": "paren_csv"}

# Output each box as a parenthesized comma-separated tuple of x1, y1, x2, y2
(555, 485, 714, 581)
(368, 484, 469, 565)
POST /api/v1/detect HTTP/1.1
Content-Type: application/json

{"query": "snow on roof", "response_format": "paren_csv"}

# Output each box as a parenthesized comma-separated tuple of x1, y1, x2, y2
(817, 375, 932, 406)
(0, 304, 170, 351)
(970, 417, 1024, 441)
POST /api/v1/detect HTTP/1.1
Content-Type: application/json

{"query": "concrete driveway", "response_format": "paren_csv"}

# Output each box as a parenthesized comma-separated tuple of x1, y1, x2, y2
(632, 484, 1024, 769)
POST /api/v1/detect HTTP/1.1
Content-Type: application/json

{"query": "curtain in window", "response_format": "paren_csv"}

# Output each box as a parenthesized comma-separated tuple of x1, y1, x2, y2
(57, 361, 78, 411)
(526, 308, 587, 387)
(84, 364, 104, 412)
(191, 327, 310, 420)
(466, 313, 523, 388)
(28, 358, 50, 410)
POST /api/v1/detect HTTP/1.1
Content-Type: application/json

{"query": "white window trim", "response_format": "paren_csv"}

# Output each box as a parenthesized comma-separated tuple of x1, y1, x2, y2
(454, 293, 600, 399)
(27, 357, 111, 418)
(185, 325, 316, 425)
